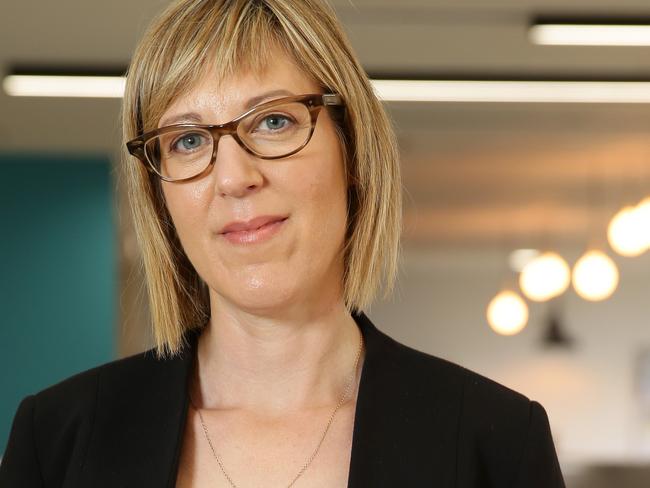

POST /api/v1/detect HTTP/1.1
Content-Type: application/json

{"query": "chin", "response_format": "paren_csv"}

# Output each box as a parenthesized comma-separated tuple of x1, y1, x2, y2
(224, 280, 301, 314)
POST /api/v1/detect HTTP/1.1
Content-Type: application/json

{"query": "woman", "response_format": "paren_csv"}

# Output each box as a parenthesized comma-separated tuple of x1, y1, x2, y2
(0, 0, 565, 486)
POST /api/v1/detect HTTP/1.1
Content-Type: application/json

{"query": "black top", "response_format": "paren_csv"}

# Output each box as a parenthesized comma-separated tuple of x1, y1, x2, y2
(0, 311, 565, 487)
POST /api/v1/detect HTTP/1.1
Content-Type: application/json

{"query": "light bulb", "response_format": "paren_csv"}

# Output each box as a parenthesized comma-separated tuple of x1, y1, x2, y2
(519, 251, 571, 302)
(572, 250, 619, 301)
(635, 197, 650, 251)
(487, 290, 529, 336)
(608, 205, 647, 257)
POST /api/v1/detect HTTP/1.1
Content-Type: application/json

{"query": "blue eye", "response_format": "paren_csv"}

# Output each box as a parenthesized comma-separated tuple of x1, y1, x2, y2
(173, 132, 206, 152)
(258, 114, 293, 132)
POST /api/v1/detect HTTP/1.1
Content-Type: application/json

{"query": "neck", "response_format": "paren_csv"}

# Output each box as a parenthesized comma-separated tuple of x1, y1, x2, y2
(191, 297, 364, 417)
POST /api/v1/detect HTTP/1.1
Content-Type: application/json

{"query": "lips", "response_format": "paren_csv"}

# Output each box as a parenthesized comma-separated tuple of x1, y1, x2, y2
(219, 215, 288, 235)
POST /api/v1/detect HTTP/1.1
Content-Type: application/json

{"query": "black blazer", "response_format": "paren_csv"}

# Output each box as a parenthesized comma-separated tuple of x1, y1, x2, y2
(0, 311, 565, 487)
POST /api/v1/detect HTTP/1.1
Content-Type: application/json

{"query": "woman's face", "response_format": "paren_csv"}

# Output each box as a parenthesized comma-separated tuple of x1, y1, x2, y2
(159, 49, 349, 317)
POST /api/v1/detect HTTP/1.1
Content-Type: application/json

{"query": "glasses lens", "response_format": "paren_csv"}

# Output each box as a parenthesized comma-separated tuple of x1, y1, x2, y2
(238, 102, 313, 157)
(145, 128, 213, 180)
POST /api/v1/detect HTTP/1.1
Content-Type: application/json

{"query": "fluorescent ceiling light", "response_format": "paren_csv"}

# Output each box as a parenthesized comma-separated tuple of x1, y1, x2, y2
(370, 79, 650, 103)
(3, 75, 125, 98)
(5, 73, 650, 104)
(530, 24, 650, 46)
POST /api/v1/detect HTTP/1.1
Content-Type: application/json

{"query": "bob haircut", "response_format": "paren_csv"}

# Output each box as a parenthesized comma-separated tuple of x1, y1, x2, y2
(122, 0, 402, 358)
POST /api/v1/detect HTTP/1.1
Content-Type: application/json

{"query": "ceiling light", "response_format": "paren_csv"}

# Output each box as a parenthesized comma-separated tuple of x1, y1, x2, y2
(8, 72, 650, 104)
(370, 79, 650, 103)
(607, 205, 647, 257)
(519, 251, 571, 302)
(634, 197, 650, 251)
(530, 24, 650, 46)
(3, 75, 125, 98)
(486, 290, 529, 336)
(572, 250, 619, 301)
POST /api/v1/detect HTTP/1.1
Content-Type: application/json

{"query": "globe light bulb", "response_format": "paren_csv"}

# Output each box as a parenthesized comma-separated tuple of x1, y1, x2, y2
(487, 290, 529, 336)
(519, 251, 571, 302)
(635, 197, 650, 251)
(608, 205, 647, 257)
(572, 250, 619, 301)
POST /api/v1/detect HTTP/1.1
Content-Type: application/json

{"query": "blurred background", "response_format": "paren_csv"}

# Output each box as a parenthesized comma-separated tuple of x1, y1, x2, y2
(2, 0, 650, 485)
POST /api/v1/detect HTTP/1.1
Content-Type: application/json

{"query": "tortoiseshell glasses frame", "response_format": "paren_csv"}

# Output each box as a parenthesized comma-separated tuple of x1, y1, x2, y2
(126, 93, 345, 183)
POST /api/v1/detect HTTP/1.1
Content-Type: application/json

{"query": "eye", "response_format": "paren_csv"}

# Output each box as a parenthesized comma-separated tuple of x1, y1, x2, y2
(255, 114, 294, 132)
(171, 132, 208, 152)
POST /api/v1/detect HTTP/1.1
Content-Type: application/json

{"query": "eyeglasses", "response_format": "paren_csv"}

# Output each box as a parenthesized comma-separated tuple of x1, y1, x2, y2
(126, 93, 345, 182)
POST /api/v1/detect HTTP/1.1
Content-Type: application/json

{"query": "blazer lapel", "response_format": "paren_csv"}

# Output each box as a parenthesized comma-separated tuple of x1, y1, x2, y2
(78, 329, 197, 487)
(347, 312, 459, 487)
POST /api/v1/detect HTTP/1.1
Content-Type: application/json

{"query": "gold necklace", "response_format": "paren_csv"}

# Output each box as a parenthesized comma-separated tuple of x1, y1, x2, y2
(188, 329, 364, 488)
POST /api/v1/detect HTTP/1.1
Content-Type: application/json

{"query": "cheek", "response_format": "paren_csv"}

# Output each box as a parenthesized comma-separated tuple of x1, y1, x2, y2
(164, 177, 213, 209)
(161, 179, 213, 246)
(298, 158, 348, 251)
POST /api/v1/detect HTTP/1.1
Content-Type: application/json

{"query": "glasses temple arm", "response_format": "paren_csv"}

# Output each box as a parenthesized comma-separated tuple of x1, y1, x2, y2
(323, 94, 344, 106)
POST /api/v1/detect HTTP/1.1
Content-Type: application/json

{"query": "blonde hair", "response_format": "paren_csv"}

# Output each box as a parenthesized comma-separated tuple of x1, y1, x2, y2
(122, 0, 402, 358)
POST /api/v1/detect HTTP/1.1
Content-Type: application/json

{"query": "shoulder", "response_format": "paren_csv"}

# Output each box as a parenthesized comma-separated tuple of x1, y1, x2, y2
(21, 335, 194, 442)
(30, 329, 198, 411)
(0, 338, 199, 486)
(13, 347, 163, 455)
(374, 330, 563, 485)
(31, 345, 160, 410)
(374, 328, 543, 447)
(372, 326, 532, 415)
(0, 347, 159, 484)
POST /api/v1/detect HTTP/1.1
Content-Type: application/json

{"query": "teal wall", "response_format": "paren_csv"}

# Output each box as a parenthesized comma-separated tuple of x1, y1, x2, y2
(0, 153, 115, 454)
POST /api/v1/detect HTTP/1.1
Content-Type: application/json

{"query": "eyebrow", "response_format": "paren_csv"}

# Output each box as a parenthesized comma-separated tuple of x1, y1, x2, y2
(158, 89, 296, 127)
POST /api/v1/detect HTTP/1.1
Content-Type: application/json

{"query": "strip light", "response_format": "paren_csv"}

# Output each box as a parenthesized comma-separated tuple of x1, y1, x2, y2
(530, 24, 650, 46)
(5, 74, 650, 104)
(3, 75, 125, 98)
(370, 79, 650, 103)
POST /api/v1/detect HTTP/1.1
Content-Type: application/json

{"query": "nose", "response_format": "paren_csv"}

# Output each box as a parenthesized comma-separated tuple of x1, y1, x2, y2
(211, 134, 264, 198)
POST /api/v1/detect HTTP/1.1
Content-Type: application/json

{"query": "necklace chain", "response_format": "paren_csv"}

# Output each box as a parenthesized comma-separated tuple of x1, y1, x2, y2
(188, 328, 365, 488)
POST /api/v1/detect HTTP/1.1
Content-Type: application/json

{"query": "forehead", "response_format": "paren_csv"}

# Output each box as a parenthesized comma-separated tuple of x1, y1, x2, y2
(159, 50, 321, 126)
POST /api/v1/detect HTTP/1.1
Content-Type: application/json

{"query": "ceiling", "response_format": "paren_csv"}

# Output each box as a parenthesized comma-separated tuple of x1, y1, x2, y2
(3, 0, 650, 247)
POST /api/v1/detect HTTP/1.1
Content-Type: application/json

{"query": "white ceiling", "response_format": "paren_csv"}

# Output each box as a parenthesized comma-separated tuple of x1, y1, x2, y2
(3, 0, 650, 246)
